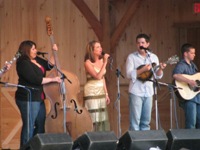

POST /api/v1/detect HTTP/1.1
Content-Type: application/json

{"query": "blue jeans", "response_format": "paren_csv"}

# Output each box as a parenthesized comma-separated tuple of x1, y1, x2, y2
(16, 100, 46, 147)
(183, 98, 200, 129)
(129, 93, 153, 130)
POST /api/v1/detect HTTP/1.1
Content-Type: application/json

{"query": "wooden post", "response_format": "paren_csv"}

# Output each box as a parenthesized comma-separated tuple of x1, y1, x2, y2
(100, 0, 118, 134)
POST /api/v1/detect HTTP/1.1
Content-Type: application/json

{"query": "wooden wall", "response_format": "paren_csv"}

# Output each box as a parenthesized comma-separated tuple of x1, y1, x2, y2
(1, 0, 200, 149)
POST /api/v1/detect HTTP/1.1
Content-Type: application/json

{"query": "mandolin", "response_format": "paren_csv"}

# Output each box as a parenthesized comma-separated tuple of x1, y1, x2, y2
(137, 55, 179, 82)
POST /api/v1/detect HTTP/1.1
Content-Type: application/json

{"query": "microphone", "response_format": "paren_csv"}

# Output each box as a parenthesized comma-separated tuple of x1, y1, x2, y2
(101, 51, 106, 56)
(139, 46, 149, 51)
(101, 51, 112, 59)
(37, 52, 48, 55)
(101, 51, 113, 70)
(139, 46, 151, 54)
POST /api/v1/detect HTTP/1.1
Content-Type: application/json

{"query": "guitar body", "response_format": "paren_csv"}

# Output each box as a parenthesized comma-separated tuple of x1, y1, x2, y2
(174, 73, 200, 100)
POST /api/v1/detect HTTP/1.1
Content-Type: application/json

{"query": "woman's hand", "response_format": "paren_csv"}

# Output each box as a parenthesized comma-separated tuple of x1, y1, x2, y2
(103, 53, 110, 63)
(106, 94, 110, 105)
(53, 44, 58, 51)
(51, 76, 62, 83)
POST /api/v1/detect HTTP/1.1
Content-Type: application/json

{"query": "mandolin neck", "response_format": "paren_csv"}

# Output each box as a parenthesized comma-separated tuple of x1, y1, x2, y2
(155, 60, 170, 69)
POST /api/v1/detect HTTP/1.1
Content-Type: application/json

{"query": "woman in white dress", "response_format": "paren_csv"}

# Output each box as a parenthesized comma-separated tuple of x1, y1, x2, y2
(83, 40, 110, 131)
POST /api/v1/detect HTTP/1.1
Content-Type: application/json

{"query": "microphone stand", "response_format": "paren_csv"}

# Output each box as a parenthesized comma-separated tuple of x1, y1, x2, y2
(52, 64, 71, 133)
(60, 73, 67, 133)
(38, 55, 72, 84)
(114, 69, 125, 138)
(166, 83, 180, 129)
(149, 80, 182, 129)
(145, 50, 161, 130)
(152, 81, 181, 129)
(0, 81, 39, 90)
(0, 82, 37, 144)
(40, 55, 72, 133)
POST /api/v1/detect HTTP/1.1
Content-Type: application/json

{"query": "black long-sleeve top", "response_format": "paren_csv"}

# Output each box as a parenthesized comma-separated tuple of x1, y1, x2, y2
(15, 56, 53, 101)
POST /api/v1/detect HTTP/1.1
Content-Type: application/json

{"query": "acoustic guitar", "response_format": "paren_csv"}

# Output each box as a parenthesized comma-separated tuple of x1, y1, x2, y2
(174, 73, 200, 100)
(137, 55, 179, 82)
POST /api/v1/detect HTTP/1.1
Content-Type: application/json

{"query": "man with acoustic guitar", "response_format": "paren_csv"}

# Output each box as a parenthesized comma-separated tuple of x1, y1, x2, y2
(126, 33, 166, 131)
(173, 43, 200, 129)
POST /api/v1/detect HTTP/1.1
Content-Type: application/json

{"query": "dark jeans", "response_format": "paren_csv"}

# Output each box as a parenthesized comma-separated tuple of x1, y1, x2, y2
(16, 100, 46, 148)
(183, 99, 200, 129)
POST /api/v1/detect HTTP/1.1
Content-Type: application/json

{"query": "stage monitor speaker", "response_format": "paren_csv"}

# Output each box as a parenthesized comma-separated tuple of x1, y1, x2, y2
(21, 133, 73, 150)
(117, 129, 168, 150)
(72, 131, 118, 150)
(167, 129, 200, 150)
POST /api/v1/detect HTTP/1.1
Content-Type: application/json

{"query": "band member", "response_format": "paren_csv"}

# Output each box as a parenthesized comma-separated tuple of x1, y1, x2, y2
(15, 40, 61, 148)
(126, 33, 166, 130)
(173, 43, 200, 129)
(83, 40, 110, 131)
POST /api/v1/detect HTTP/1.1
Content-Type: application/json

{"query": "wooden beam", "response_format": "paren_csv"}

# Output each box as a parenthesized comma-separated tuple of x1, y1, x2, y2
(71, 0, 103, 41)
(100, 0, 111, 51)
(110, 0, 142, 52)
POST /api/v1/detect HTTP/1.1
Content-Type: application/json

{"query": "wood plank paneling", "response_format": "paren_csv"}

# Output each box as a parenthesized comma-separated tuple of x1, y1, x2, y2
(1, 0, 200, 149)
(0, 0, 99, 149)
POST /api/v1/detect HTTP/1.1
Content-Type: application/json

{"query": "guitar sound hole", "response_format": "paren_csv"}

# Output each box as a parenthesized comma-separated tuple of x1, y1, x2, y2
(193, 87, 199, 92)
(194, 80, 200, 92)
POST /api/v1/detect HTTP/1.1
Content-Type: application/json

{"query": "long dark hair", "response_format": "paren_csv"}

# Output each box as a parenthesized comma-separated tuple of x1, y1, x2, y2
(17, 40, 36, 63)
(84, 40, 102, 63)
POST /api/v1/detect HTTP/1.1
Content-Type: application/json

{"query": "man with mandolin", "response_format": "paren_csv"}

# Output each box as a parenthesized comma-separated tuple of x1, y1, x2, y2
(173, 43, 200, 129)
(126, 33, 166, 131)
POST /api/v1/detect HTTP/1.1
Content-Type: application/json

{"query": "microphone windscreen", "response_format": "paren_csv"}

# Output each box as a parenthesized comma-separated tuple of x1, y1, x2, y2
(139, 46, 145, 49)
(101, 51, 105, 56)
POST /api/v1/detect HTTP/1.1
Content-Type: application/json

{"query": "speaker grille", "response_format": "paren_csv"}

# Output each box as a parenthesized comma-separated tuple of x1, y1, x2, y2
(167, 129, 200, 150)
(21, 133, 73, 150)
(117, 130, 168, 150)
(73, 131, 118, 150)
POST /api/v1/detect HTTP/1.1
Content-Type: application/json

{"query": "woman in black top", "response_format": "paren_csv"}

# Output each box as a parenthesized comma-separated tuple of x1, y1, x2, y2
(15, 40, 61, 148)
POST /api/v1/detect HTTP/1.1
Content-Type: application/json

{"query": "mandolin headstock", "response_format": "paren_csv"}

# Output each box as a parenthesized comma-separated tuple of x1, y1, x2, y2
(166, 55, 179, 65)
